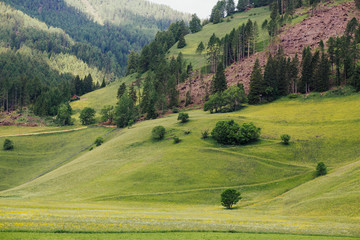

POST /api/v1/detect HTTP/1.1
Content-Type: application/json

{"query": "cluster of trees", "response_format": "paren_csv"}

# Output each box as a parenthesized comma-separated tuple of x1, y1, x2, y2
(127, 20, 190, 74)
(249, 17, 360, 104)
(3, 0, 178, 76)
(0, 49, 102, 116)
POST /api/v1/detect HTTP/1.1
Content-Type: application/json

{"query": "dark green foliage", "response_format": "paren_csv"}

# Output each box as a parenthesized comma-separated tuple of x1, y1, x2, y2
(210, 1, 226, 23)
(201, 129, 209, 139)
(79, 107, 96, 125)
(172, 107, 179, 113)
(226, 0, 236, 16)
(129, 84, 137, 103)
(101, 79, 106, 88)
(281, 134, 291, 145)
(212, 62, 227, 94)
(94, 137, 104, 147)
(248, 59, 264, 104)
(117, 83, 127, 99)
(141, 74, 157, 120)
(177, 34, 187, 49)
(152, 126, 166, 140)
(3, 139, 14, 151)
(177, 112, 189, 123)
(3, 0, 182, 77)
(115, 92, 136, 128)
(126, 51, 139, 76)
(189, 14, 202, 33)
(204, 85, 247, 113)
(316, 162, 327, 176)
(221, 189, 241, 209)
(100, 105, 114, 123)
(196, 41, 205, 55)
(211, 120, 261, 145)
(56, 103, 73, 126)
(185, 91, 192, 106)
(237, 0, 248, 12)
(173, 136, 181, 144)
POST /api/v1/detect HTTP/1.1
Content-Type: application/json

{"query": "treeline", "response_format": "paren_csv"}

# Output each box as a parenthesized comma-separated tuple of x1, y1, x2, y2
(2, 0, 171, 76)
(248, 17, 360, 104)
(127, 21, 190, 74)
(0, 49, 102, 115)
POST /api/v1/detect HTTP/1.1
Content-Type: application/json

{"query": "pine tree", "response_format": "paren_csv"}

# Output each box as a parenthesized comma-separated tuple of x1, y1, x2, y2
(226, 0, 236, 16)
(196, 41, 205, 55)
(315, 52, 330, 92)
(212, 62, 227, 94)
(129, 84, 137, 103)
(289, 54, 299, 93)
(248, 59, 264, 104)
(189, 14, 202, 33)
(141, 74, 157, 119)
(117, 83, 127, 99)
(263, 55, 277, 100)
(177, 34, 186, 48)
(101, 78, 106, 88)
(300, 47, 313, 93)
(126, 51, 139, 76)
(237, 0, 247, 12)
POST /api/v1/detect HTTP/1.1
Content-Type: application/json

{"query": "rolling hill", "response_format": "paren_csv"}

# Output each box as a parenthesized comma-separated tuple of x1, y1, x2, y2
(1, 93, 360, 236)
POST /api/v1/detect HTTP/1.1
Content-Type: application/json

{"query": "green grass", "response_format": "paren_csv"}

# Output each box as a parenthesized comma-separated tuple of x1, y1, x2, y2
(168, 7, 271, 70)
(0, 127, 113, 191)
(0, 232, 358, 240)
(0, 94, 360, 236)
(70, 74, 138, 122)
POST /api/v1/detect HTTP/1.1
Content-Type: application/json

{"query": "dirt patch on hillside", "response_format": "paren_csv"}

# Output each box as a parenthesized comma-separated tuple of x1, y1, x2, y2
(0, 111, 45, 127)
(178, 1, 358, 107)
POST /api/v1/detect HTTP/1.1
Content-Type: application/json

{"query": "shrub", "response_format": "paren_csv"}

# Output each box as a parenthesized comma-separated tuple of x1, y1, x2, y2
(173, 136, 181, 144)
(3, 139, 14, 150)
(94, 137, 104, 146)
(221, 189, 241, 209)
(178, 112, 189, 123)
(316, 162, 327, 176)
(201, 129, 209, 139)
(89, 147, 94, 151)
(80, 107, 96, 125)
(281, 134, 291, 145)
(184, 130, 191, 135)
(152, 126, 166, 140)
(172, 107, 179, 113)
(211, 120, 261, 145)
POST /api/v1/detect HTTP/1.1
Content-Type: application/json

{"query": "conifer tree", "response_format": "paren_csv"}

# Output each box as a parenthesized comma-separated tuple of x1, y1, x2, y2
(212, 62, 227, 94)
(300, 47, 313, 93)
(141, 74, 157, 119)
(196, 41, 205, 55)
(248, 59, 264, 104)
(101, 78, 106, 88)
(117, 83, 127, 99)
(177, 34, 186, 49)
(126, 51, 139, 75)
(189, 14, 202, 33)
(226, 0, 236, 16)
(129, 84, 137, 103)
(237, 0, 247, 12)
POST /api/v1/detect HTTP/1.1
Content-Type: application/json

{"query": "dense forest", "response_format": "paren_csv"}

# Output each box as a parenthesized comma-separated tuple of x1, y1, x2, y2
(2, 0, 186, 77)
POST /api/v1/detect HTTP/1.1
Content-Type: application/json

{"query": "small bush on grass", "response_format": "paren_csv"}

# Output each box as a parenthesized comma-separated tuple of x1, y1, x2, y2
(152, 126, 166, 140)
(178, 112, 189, 123)
(172, 107, 179, 113)
(173, 136, 181, 144)
(201, 129, 209, 139)
(316, 162, 327, 176)
(3, 139, 14, 150)
(281, 134, 291, 145)
(95, 137, 104, 146)
(221, 189, 241, 209)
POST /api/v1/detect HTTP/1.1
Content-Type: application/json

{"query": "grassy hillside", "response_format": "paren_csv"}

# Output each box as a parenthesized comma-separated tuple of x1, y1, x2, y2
(0, 94, 359, 236)
(168, 7, 271, 70)
(0, 127, 113, 191)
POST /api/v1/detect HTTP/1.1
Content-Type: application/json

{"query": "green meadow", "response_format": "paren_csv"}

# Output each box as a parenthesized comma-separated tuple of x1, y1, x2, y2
(168, 7, 271, 70)
(0, 94, 359, 237)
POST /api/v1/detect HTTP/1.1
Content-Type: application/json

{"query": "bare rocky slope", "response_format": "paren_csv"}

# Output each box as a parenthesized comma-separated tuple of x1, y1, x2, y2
(178, 1, 359, 106)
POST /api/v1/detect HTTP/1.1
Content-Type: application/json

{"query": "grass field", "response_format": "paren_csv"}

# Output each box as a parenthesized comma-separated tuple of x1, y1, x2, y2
(1, 232, 359, 240)
(168, 7, 271, 70)
(0, 94, 359, 237)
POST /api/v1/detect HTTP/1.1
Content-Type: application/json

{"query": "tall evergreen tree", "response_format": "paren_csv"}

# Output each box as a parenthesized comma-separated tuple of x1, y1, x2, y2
(177, 34, 186, 49)
(237, 0, 247, 12)
(126, 51, 139, 75)
(248, 59, 264, 104)
(189, 14, 202, 33)
(141, 74, 157, 119)
(226, 0, 236, 16)
(212, 62, 227, 94)
(117, 83, 127, 99)
(300, 47, 313, 93)
(101, 78, 106, 88)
